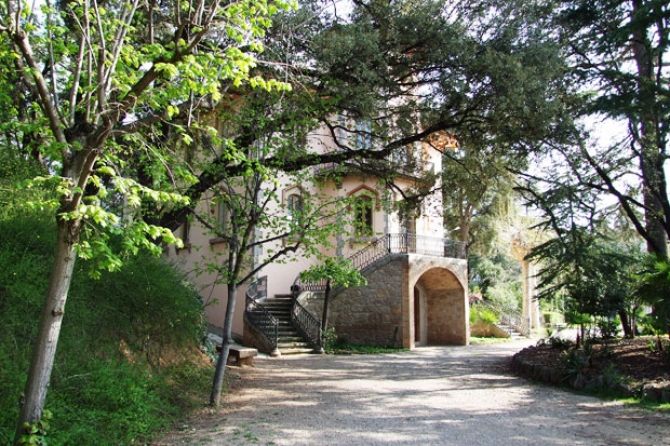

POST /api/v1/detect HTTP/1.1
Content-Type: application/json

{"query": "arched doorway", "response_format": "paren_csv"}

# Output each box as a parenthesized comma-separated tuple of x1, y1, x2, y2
(412, 267, 467, 346)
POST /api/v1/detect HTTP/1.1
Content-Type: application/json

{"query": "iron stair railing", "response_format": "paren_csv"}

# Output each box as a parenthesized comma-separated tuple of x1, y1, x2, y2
(244, 276, 279, 350)
(291, 299, 322, 351)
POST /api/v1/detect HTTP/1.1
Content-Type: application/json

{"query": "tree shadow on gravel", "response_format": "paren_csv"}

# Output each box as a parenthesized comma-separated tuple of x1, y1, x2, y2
(158, 341, 670, 445)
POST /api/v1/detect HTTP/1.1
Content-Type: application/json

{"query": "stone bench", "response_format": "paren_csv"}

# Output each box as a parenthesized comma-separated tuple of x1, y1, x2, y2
(227, 346, 257, 366)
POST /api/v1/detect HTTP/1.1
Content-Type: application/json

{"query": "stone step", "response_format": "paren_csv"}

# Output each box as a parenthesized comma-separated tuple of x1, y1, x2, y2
(277, 326, 298, 332)
(278, 340, 311, 348)
(278, 332, 301, 338)
(495, 324, 526, 338)
(263, 306, 292, 312)
(247, 297, 315, 354)
(279, 347, 314, 355)
(263, 303, 293, 311)
(266, 311, 291, 318)
(277, 326, 299, 332)
(263, 299, 293, 305)
(278, 335, 304, 342)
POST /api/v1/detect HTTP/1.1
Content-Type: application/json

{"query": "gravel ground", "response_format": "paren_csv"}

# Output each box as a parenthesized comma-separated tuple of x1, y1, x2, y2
(157, 340, 670, 446)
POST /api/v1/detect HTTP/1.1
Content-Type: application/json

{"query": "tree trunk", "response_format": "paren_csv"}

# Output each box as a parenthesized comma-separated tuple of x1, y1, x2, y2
(15, 218, 80, 444)
(210, 282, 238, 407)
(321, 279, 331, 334)
(618, 309, 633, 338)
(630, 0, 670, 334)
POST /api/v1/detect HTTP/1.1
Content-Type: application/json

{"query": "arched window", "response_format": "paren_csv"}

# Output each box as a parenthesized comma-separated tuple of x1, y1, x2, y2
(356, 120, 372, 150)
(287, 194, 302, 221)
(217, 200, 229, 232)
(353, 195, 374, 236)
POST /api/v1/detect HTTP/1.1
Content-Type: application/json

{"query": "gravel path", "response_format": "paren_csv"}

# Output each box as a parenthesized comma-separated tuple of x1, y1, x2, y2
(158, 340, 670, 446)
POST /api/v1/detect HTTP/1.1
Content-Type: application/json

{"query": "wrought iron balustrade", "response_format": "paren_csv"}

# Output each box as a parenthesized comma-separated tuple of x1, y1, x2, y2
(244, 276, 278, 349)
(292, 300, 322, 351)
(311, 157, 434, 179)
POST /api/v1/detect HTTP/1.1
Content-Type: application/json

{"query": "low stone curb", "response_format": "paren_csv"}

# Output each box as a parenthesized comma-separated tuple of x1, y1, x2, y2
(511, 347, 670, 404)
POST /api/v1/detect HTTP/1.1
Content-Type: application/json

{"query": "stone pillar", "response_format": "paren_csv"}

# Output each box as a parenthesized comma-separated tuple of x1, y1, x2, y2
(512, 240, 541, 334)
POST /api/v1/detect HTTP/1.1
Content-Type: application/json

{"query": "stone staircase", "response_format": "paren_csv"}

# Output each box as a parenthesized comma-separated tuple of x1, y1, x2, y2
(495, 324, 526, 339)
(262, 295, 314, 355)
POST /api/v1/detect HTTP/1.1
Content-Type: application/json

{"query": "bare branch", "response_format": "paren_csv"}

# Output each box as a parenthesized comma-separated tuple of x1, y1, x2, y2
(69, 36, 86, 124)
(91, 0, 107, 113)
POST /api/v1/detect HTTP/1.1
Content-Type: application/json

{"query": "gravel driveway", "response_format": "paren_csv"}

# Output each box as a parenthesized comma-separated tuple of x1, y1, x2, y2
(158, 340, 670, 446)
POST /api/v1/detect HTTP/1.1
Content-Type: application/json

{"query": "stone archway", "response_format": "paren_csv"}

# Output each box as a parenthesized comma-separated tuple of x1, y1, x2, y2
(411, 264, 468, 346)
(326, 254, 468, 349)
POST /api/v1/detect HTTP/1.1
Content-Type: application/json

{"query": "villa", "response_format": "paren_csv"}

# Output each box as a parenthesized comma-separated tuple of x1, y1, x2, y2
(168, 114, 469, 355)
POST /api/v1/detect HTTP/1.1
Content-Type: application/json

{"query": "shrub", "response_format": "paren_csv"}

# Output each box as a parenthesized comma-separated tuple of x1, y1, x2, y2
(543, 311, 565, 325)
(322, 327, 338, 352)
(470, 305, 499, 325)
(560, 349, 588, 381)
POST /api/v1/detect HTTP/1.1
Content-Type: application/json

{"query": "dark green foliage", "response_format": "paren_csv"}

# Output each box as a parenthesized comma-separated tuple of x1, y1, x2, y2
(0, 198, 210, 445)
(634, 254, 670, 339)
(518, 0, 670, 258)
(529, 227, 640, 327)
(560, 348, 589, 381)
(469, 254, 522, 311)
(321, 327, 338, 352)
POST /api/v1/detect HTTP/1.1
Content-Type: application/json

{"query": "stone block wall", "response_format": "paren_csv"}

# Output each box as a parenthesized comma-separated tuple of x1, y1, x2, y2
(426, 289, 467, 345)
(295, 253, 468, 349)
(297, 291, 324, 316)
(328, 256, 406, 347)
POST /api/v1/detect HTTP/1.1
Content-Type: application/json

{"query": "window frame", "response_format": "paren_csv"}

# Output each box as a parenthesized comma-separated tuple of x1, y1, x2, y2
(353, 194, 374, 237)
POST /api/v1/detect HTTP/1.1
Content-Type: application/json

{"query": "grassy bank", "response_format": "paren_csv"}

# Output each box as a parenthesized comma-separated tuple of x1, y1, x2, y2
(0, 203, 214, 445)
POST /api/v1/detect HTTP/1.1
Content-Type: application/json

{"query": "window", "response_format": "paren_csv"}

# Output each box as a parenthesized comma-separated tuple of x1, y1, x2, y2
(355, 120, 372, 150)
(285, 193, 303, 243)
(353, 195, 374, 236)
(247, 139, 263, 160)
(217, 201, 229, 232)
(209, 198, 230, 245)
(394, 146, 410, 166)
(176, 218, 191, 253)
(180, 220, 190, 244)
(335, 113, 348, 148)
(287, 194, 302, 221)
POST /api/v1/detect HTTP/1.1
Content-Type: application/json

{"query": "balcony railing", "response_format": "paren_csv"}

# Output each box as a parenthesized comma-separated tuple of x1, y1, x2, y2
(293, 233, 467, 293)
(312, 157, 433, 179)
